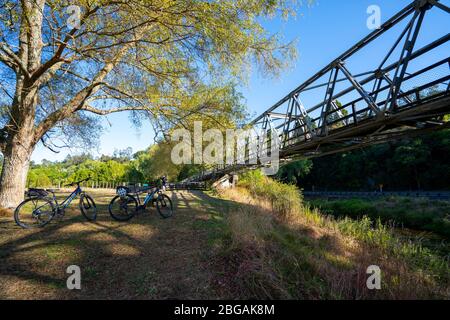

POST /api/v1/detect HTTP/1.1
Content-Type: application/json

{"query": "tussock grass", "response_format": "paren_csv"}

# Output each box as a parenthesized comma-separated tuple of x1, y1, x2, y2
(0, 207, 12, 217)
(213, 170, 449, 299)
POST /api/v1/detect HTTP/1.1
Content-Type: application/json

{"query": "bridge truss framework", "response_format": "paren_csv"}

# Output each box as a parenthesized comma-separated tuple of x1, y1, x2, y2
(192, 0, 450, 181)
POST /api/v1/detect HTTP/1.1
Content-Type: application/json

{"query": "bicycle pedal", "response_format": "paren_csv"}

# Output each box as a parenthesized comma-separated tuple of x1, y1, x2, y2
(56, 208, 65, 217)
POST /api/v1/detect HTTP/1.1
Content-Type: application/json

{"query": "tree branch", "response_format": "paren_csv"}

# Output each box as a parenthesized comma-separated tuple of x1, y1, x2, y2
(29, 5, 100, 83)
(0, 51, 16, 70)
(40, 136, 60, 153)
(0, 42, 30, 77)
(81, 104, 150, 115)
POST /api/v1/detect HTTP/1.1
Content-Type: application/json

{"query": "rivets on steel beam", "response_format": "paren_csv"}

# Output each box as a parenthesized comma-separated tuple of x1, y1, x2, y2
(415, 0, 433, 11)
(331, 60, 343, 68)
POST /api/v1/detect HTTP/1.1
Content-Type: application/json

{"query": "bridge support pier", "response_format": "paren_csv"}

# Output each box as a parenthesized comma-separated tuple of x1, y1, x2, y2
(212, 174, 239, 190)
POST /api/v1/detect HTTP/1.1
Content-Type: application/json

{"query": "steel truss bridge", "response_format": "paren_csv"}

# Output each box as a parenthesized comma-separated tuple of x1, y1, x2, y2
(191, 0, 450, 182)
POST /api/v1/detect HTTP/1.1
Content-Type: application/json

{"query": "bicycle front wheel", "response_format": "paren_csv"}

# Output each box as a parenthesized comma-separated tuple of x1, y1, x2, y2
(14, 197, 55, 229)
(109, 195, 137, 221)
(156, 194, 173, 219)
(79, 193, 97, 221)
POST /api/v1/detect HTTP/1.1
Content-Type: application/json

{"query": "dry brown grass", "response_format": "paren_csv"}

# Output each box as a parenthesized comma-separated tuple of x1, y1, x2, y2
(217, 187, 449, 299)
(0, 207, 12, 217)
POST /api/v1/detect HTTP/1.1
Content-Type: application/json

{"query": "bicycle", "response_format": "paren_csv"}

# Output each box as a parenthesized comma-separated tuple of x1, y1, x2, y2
(108, 183, 173, 221)
(14, 177, 97, 229)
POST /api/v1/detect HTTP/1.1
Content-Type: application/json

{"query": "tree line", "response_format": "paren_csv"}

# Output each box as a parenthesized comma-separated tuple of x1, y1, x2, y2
(22, 127, 450, 191)
(13, 145, 203, 188)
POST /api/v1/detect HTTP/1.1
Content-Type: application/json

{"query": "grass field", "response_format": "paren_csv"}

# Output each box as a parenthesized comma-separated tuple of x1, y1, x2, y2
(0, 188, 448, 299)
(0, 190, 231, 299)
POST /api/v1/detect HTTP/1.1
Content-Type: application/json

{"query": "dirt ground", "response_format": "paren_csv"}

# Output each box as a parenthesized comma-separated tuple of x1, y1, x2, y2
(0, 190, 229, 299)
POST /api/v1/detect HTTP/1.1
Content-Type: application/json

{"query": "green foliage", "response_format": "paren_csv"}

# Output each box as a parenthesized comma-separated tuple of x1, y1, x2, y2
(26, 144, 203, 186)
(276, 159, 312, 185)
(296, 130, 450, 191)
(311, 198, 450, 238)
(27, 169, 52, 188)
(333, 215, 449, 282)
(1, 0, 304, 149)
(27, 157, 132, 187)
(177, 165, 203, 182)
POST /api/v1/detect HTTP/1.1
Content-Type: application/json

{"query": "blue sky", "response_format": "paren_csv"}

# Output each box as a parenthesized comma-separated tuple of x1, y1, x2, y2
(31, 0, 450, 163)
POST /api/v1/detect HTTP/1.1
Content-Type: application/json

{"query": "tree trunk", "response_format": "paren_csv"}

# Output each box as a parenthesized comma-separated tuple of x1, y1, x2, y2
(0, 136, 34, 208)
(0, 82, 37, 209)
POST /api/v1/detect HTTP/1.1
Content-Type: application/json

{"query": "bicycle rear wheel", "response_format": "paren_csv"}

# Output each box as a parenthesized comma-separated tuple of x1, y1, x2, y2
(14, 197, 55, 229)
(80, 193, 97, 221)
(156, 194, 173, 219)
(109, 195, 137, 221)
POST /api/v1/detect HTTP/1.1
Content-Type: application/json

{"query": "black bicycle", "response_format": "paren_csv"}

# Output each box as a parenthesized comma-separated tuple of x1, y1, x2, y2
(14, 177, 97, 229)
(109, 184, 173, 221)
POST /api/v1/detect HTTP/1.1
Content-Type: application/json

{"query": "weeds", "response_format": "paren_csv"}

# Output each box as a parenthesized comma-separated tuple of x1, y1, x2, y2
(310, 198, 450, 238)
(212, 170, 449, 299)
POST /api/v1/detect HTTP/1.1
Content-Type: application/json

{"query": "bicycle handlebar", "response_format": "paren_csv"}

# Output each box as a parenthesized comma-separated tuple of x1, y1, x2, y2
(65, 177, 91, 187)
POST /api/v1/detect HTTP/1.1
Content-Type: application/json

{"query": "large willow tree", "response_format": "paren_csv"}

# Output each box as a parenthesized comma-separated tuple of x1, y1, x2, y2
(0, 0, 300, 208)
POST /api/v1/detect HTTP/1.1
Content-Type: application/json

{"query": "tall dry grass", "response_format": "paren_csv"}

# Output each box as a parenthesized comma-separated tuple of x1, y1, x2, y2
(213, 171, 449, 299)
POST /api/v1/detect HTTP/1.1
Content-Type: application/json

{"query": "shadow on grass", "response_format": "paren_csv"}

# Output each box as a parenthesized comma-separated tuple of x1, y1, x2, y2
(0, 190, 231, 299)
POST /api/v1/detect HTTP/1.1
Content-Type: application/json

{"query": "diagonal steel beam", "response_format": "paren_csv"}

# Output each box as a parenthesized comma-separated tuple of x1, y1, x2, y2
(319, 66, 340, 136)
(293, 95, 316, 138)
(386, 5, 427, 111)
(382, 73, 414, 105)
(338, 62, 381, 114)
(428, 0, 450, 14)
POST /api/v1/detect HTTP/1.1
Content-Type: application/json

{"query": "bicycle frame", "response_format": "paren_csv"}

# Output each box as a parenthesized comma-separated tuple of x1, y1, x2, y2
(128, 186, 160, 209)
(54, 185, 83, 210)
(15, 177, 95, 229)
(143, 188, 160, 207)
